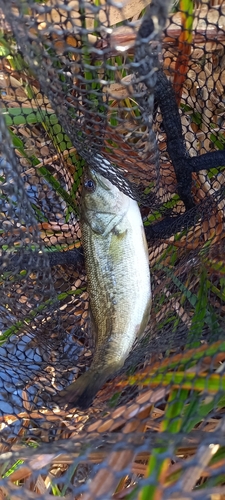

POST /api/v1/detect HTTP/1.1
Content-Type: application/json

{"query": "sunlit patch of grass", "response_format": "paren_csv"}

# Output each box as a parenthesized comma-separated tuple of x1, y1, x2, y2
(2, 460, 24, 478)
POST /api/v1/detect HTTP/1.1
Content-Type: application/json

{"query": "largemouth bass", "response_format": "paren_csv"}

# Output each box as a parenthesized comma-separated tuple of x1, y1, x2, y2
(55, 168, 151, 409)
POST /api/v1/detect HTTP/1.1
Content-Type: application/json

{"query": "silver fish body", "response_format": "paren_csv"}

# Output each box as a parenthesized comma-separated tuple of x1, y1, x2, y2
(55, 168, 152, 409)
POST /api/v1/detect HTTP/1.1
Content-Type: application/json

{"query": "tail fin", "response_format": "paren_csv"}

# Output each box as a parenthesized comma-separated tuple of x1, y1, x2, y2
(53, 369, 109, 410)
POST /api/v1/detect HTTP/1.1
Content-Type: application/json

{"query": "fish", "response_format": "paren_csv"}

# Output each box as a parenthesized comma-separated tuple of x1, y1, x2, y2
(54, 167, 152, 409)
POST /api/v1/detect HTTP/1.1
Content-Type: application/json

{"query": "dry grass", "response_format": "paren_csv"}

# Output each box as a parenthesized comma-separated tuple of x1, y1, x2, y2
(0, 0, 225, 498)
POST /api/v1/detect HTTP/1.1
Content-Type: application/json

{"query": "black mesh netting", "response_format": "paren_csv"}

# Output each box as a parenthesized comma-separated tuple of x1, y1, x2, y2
(0, 0, 225, 498)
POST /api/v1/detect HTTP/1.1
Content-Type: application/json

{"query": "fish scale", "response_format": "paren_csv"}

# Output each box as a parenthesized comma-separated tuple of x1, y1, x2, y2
(54, 168, 152, 409)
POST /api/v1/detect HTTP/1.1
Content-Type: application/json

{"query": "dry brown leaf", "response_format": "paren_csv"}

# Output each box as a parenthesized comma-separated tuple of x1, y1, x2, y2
(8, 453, 61, 483)
(81, 449, 134, 500)
(34, 475, 48, 495)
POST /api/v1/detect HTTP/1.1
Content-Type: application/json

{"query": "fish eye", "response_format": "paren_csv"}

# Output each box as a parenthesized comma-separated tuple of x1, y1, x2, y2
(84, 179, 96, 192)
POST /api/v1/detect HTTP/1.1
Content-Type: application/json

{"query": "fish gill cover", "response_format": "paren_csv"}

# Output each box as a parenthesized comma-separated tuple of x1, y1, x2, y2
(0, 0, 225, 498)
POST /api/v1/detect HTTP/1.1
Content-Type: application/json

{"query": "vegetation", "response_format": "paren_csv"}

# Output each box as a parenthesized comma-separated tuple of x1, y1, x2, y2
(0, 0, 225, 498)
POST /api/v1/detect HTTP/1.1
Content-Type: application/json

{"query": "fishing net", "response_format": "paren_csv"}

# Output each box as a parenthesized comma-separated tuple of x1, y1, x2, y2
(0, 0, 225, 497)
